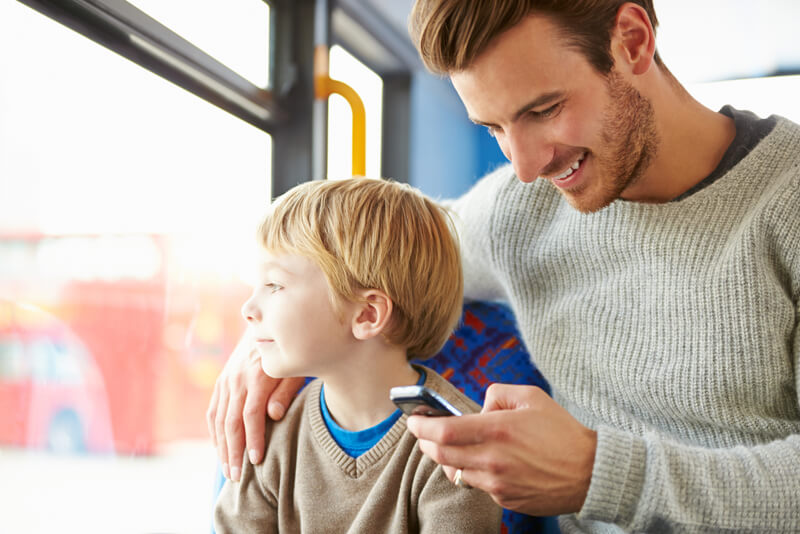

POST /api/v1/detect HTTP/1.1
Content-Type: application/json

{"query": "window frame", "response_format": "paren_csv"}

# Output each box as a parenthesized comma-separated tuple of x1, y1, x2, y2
(15, 0, 420, 191)
(17, 0, 282, 131)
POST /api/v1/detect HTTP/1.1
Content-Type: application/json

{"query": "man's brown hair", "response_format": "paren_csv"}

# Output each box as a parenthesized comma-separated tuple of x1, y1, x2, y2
(409, 0, 663, 75)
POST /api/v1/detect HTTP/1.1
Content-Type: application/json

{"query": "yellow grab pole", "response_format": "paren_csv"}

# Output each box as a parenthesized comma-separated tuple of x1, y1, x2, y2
(313, 44, 367, 177)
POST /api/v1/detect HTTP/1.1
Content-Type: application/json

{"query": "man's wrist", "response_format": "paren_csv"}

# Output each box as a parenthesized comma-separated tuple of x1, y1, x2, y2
(574, 428, 598, 512)
(577, 426, 647, 526)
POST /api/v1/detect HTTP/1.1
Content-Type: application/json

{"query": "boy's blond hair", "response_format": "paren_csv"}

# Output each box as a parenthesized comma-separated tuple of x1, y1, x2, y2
(258, 178, 463, 361)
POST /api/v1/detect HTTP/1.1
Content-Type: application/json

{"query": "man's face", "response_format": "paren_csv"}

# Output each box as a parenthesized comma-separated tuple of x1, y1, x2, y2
(450, 15, 659, 213)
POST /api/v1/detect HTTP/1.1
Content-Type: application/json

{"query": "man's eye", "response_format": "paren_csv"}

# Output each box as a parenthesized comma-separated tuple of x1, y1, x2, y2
(486, 126, 500, 138)
(533, 103, 561, 119)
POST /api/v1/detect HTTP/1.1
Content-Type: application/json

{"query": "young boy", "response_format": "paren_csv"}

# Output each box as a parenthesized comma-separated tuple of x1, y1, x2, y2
(213, 178, 501, 533)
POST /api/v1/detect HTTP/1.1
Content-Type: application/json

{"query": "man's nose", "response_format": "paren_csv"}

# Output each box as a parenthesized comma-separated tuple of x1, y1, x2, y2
(505, 126, 554, 183)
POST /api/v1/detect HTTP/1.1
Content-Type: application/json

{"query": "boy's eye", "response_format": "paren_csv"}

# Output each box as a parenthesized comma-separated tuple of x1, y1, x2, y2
(265, 283, 283, 293)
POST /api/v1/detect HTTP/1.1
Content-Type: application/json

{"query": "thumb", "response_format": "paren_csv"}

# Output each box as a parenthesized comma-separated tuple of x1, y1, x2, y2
(481, 383, 544, 413)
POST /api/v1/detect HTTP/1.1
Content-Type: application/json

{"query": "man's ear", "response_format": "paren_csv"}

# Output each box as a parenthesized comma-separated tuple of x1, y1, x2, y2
(611, 3, 656, 76)
(351, 289, 393, 341)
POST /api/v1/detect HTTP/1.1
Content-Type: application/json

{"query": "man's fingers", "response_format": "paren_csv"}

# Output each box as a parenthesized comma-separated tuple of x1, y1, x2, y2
(417, 437, 487, 471)
(267, 376, 306, 420)
(213, 382, 231, 478)
(206, 336, 307, 477)
(241, 374, 304, 465)
(407, 412, 484, 446)
(206, 382, 221, 447)
(482, 383, 544, 413)
(224, 391, 247, 482)
(442, 464, 458, 482)
(242, 380, 271, 466)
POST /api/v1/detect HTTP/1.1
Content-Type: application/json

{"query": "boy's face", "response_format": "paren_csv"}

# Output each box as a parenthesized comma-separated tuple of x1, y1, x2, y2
(241, 250, 357, 379)
(450, 14, 658, 213)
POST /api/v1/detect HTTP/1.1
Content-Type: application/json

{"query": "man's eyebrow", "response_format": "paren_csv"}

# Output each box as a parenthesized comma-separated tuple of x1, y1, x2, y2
(468, 91, 566, 127)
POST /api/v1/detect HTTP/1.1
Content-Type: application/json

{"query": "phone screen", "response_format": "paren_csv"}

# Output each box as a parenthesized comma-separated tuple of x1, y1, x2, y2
(390, 385, 462, 417)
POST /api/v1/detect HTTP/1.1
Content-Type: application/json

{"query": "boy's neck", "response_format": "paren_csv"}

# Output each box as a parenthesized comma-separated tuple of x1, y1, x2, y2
(320, 343, 420, 432)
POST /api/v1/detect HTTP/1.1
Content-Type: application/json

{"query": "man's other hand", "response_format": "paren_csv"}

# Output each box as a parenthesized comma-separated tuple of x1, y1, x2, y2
(206, 337, 305, 482)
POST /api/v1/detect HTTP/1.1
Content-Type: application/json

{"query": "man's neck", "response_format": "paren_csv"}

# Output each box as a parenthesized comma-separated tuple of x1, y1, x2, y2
(622, 82, 737, 203)
(320, 344, 420, 432)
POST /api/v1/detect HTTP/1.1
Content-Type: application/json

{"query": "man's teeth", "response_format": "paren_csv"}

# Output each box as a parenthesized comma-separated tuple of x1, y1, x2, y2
(552, 154, 585, 180)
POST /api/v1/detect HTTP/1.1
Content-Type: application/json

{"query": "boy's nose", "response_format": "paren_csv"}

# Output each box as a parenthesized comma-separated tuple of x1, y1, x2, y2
(241, 298, 261, 323)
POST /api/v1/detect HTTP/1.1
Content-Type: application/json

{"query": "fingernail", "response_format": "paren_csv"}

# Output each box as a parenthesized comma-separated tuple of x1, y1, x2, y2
(270, 401, 286, 419)
(222, 463, 230, 479)
(230, 466, 241, 482)
(406, 416, 417, 434)
(249, 449, 259, 464)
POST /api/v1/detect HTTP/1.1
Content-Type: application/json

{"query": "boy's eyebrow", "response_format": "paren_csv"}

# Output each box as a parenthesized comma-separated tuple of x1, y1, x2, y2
(261, 261, 294, 277)
(468, 90, 565, 127)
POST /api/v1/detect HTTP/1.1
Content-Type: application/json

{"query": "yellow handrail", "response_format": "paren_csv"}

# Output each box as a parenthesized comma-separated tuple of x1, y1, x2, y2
(313, 44, 366, 177)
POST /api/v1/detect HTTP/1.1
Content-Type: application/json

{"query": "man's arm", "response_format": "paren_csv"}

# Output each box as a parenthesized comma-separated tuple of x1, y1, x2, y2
(444, 164, 516, 302)
(206, 333, 305, 481)
(574, 300, 800, 531)
(408, 383, 800, 531)
(578, 425, 800, 531)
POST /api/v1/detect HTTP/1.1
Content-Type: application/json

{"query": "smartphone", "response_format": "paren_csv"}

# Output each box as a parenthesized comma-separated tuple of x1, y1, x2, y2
(390, 385, 463, 417)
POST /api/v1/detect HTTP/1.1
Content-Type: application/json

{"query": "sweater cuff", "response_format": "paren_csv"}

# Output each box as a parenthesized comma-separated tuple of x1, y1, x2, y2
(577, 425, 647, 527)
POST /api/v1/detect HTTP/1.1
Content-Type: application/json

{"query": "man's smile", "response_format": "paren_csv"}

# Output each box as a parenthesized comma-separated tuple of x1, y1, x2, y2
(542, 151, 587, 189)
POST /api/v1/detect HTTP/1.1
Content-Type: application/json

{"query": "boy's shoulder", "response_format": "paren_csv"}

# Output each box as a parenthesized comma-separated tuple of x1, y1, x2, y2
(260, 379, 319, 448)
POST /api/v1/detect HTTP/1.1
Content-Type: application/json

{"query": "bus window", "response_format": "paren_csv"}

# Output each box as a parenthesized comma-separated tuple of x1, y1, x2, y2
(327, 45, 383, 179)
(687, 76, 800, 124)
(0, 2, 270, 533)
(127, 0, 270, 88)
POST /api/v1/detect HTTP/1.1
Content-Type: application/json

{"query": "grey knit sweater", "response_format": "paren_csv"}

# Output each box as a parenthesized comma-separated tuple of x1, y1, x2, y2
(450, 117, 800, 532)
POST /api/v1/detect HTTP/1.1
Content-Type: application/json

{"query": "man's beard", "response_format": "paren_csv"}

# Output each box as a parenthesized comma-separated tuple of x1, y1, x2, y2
(563, 71, 659, 213)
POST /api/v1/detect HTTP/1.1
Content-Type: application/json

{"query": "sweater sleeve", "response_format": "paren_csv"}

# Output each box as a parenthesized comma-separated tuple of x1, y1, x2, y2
(579, 425, 800, 531)
(213, 454, 278, 534)
(445, 165, 515, 302)
(577, 171, 800, 531)
(417, 464, 503, 534)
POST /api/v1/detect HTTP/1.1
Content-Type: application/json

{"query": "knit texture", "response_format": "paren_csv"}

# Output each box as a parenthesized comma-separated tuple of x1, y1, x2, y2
(213, 365, 502, 533)
(450, 117, 800, 532)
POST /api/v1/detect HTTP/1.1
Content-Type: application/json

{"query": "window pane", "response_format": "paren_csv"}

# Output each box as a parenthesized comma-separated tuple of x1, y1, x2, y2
(129, 0, 270, 88)
(0, 3, 271, 533)
(327, 45, 383, 180)
(688, 75, 800, 124)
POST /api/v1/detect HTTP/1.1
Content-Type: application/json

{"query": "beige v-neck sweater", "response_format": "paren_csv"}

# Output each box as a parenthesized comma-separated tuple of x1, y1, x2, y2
(213, 366, 502, 533)
(450, 117, 800, 532)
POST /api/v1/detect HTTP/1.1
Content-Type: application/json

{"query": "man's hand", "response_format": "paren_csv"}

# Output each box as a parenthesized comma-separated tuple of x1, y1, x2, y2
(206, 336, 305, 482)
(406, 384, 597, 516)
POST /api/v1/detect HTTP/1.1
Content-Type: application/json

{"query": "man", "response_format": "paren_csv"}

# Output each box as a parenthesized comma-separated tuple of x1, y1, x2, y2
(208, 1, 800, 531)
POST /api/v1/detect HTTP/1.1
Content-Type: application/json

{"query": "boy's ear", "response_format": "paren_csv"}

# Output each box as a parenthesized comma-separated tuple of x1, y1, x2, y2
(611, 3, 656, 76)
(351, 289, 393, 341)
